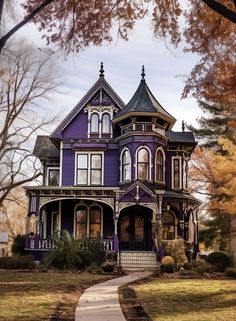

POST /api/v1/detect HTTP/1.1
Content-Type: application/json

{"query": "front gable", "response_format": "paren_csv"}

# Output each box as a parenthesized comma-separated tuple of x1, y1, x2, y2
(51, 76, 125, 141)
(119, 180, 156, 204)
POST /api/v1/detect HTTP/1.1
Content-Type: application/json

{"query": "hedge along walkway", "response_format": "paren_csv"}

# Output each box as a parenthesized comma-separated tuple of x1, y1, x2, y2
(75, 271, 152, 321)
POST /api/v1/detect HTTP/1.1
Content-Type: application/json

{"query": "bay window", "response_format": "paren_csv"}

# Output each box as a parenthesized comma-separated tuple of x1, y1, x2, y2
(172, 157, 181, 189)
(156, 149, 164, 182)
(121, 149, 131, 181)
(137, 148, 150, 180)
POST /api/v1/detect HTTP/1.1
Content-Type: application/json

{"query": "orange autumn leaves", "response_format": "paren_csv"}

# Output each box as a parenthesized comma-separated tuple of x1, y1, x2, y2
(190, 138, 236, 215)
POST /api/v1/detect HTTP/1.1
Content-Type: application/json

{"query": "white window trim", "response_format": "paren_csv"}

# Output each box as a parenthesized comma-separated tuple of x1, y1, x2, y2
(74, 151, 104, 186)
(74, 203, 103, 238)
(135, 146, 152, 180)
(119, 147, 132, 183)
(46, 167, 60, 186)
(87, 107, 114, 138)
(155, 147, 166, 183)
(171, 156, 182, 189)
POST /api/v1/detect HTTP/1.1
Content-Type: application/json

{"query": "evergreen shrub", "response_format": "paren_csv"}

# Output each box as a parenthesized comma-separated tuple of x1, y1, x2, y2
(162, 239, 188, 268)
(11, 234, 26, 256)
(206, 251, 231, 272)
(0, 256, 35, 269)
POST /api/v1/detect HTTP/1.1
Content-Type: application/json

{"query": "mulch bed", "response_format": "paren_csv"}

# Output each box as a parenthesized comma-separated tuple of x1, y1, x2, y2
(119, 277, 154, 321)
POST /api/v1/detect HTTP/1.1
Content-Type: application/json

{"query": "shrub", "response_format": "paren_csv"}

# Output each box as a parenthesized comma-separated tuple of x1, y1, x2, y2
(11, 234, 26, 256)
(161, 256, 175, 273)
(43, 230, 87, 270)
(225, 268, 236, 278)
(79, 238, 106, 266)
(206, 251, 231, 272)
(0, 256, 35, 269)
(191, 259, 213, 274)
(102, 261, 115, 273)
(162, 239, 188, 268)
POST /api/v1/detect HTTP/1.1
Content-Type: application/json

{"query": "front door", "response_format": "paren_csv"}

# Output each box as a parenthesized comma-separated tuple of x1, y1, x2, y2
(118, 205, 152, 251)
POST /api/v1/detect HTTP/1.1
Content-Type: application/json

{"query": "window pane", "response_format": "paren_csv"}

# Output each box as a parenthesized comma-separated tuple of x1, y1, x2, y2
(102, 114, 110, 133)
(138, 163, 148, 180)
(77, 169, 87, 184)
(135, 216, 144, 242)
(78, 154, 88, 168)
(91, 169, 101, 185)
(76, 208, 87, 239)
(138, 149, 149, 162)
(174, 159, 180, 188)
(91, 154, 102, 169)
(120, 215, 129, 242)
(48, 169, 59, 186)
(91, 113, 99, 132)
(162, 212, 175, 240)
(123, 164, 131, 181)
(90, 208, 101, 238)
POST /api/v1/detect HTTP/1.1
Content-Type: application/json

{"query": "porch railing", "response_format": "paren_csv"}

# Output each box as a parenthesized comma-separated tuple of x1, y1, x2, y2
(32, 238, 114, 251)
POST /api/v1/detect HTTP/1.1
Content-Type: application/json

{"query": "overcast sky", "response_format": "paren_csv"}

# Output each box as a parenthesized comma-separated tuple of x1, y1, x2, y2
(17, 14, 202, 132)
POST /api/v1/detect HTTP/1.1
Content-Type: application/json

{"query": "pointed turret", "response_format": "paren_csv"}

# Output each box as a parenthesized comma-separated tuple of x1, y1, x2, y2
(113, 66, 176, 129)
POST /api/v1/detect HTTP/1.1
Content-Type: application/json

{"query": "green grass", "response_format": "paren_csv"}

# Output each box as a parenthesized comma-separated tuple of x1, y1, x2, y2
(0, 270, 113, 321)
(133, 278, 236, 321)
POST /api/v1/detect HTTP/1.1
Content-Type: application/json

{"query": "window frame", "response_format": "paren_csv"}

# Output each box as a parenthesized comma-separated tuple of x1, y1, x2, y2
(171, 156, 182, 189)
(101, 113, 111, 134)
(162, 211, 176, 240)
(90, 112, 99, 133)
(75, 152, 104, 186)
(120, 147, 131, 182)
(135, 146, 151, 181)
(74, 203, 103, 239)
(46, 167, 60, 186)
(155, 147, 165, 183)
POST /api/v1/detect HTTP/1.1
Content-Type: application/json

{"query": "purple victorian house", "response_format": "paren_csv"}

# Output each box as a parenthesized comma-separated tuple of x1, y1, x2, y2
(25, 64, 200, 268)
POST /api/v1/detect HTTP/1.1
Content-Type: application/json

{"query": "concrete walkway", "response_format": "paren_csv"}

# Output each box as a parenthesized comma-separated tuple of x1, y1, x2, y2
(75, 271, 151, 321)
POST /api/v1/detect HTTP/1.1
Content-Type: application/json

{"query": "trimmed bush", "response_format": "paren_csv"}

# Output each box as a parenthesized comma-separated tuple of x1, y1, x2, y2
(161, 256, 175, 273)
(206, 251, 231, 272)
(225, 268, 236, 278)
(0, 256, 35, 269)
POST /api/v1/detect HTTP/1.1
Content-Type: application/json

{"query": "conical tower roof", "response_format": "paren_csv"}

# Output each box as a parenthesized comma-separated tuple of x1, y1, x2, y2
(113, 66, 176, 128)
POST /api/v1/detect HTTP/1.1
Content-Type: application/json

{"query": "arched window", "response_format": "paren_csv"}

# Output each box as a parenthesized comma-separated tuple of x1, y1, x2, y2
(90, 206, 101, 238)
(76, 206, 87, 239)
(102, 113, 110, 133)
(91, 113, 99, 133)
(137, 148, 149, 180)
(156, 149, 164, 182)
(121, 149, 131, 181)
(162, 212, 175, 240)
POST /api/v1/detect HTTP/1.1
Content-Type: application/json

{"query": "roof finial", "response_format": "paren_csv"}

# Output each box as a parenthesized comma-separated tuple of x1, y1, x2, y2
(99, 62, 104, 78)
(141, 65, 145, 80)
(182, 120, 185, 132)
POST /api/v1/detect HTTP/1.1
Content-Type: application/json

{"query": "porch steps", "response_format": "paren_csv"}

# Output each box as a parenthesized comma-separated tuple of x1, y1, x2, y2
(118, 251, 157, 269)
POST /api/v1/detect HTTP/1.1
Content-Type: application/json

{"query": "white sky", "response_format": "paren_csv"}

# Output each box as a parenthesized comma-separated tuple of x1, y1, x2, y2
(16, 12, 202, 132)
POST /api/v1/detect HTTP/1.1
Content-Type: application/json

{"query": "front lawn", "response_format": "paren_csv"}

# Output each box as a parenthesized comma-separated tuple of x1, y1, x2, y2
(0, 270, 113, 321)
(129, 278, 236, 321)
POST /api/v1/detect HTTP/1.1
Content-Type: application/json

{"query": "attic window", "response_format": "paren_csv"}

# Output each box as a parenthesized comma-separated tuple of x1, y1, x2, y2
(47, 168, 59, 186)
(91, 113, 99, 133)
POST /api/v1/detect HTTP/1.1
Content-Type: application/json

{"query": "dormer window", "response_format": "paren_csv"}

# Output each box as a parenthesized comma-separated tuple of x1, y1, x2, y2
(91, 113, 99, 133)
(137, 147, 150, 180)
(102, 113, 111, 133)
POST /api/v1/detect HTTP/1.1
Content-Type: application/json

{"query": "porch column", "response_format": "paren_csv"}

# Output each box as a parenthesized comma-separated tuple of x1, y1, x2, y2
(113, 213, 119, 253)
(156, 195, 163, 261)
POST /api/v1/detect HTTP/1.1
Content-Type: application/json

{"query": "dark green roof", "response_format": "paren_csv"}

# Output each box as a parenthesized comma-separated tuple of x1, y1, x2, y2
(113, 79, 176, 124)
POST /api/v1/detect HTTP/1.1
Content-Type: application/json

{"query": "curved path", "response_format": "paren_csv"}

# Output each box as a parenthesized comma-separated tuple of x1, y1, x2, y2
(75, 271, 151, 321)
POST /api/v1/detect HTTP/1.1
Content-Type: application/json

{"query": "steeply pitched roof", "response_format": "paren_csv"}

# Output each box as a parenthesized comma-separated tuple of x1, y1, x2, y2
(113, 78, 176, 126)
(166, 131, 196, 144)
(33, 136, 59, 160)
(51, 74, 125, 140)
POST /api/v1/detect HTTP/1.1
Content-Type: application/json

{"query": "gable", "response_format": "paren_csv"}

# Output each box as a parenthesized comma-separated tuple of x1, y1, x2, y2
(51, 77, 125, 141)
